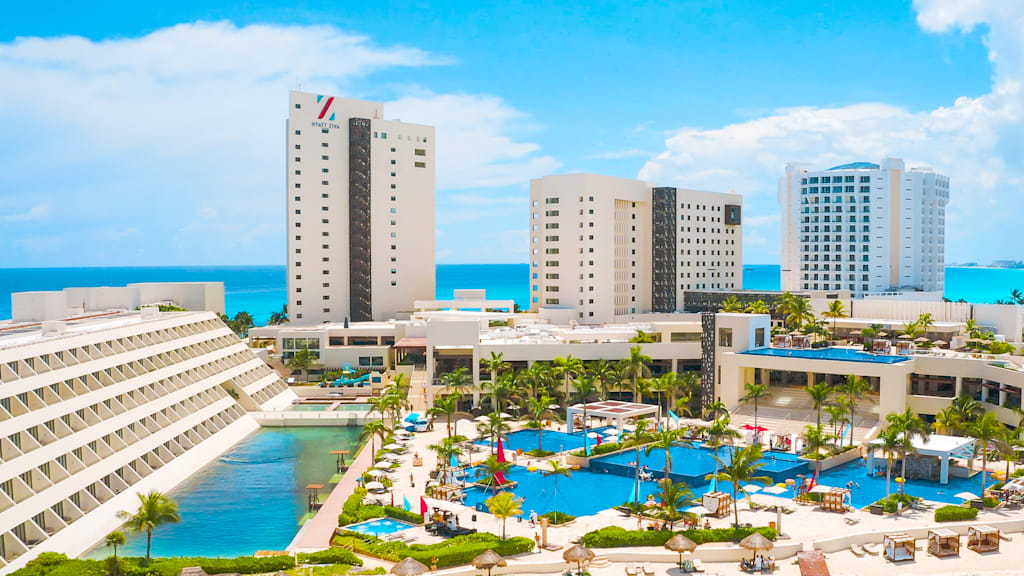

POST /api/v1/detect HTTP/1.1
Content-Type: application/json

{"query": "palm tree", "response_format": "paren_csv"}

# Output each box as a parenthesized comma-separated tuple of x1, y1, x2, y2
(840, 375, 870, 446)
(645, 429, 688, 478)
(553, 355, 584, 402)
(802, 424, 834, 481)
(804, 381, 832, 430)
(526, 395, 555, 452)
(485, 491, 523, 540)
(428, 437, 464, 477)
(876, 425, 902, 497)
(656, 479, 694, 530)
(824, 403, 849, 441)
(477, 412, 510, 454)
(572, 373, 601, 453)
(359, 419, 390, 458)
(440, 367, 473, 404)
(705, 418, 741, 489)
(619, 346, 652, 402)
(707, 444, 772, 527)
(105, 530, 126, 576)
(268, 303, 289, 325)
(649, 373, 676, 424)
(742, 382, 770, 441)
(967, 412, 1006, 494)
(286, 347, 318, 382)
(1012, 289, 1024, 306)
(887, 408, 931, 487)
(917, 313, 935, 336)
(720, 295, 744, 313)
(483, 371, 515, 413)
(629, 330, 657, 343)
(628, 419, 653, 503)
(821, 300, 847, 340)
(428, 394, 460, 442)
(118, 491, 180, 562)
(589, 360, 620, 400)
(932, 406, 963, 435)
(475, 455, 512, 495)
(900, 319, 923, 340)
(543, 459, 573, 514)
(704, 399, 730, 422)
(481, 352, 510, 410)
(745, 299, 771, 315)
(964, 318, 981, 338)
(674, 371, 701, 417)
(952, 395, 985, 423)
(782, 296, 814, 329)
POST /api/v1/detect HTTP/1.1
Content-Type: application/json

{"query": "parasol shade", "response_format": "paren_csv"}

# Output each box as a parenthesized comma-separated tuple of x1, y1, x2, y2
(739, 532, 774, 551)
(391, 557, 429, 576)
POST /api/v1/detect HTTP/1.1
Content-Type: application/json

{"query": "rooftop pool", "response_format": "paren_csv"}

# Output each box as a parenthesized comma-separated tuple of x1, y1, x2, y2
(88, 426, 360, 559)
(741, 347, 911, 364)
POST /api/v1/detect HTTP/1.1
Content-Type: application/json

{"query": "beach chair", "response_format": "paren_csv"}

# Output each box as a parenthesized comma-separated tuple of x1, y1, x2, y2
(849, 544, 865, 557)
(642, 564, 655, 576)
(625, 566, 638, 576)
(691, 559, 705, 573)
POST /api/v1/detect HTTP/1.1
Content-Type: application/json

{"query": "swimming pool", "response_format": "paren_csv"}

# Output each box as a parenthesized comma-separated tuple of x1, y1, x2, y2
(336, 403, 371, 411)
(479, 426, 615, 453)
(87, 426, 361, 558)
(343, 518, 417, 536)
(741, 347, 911, 364)
(593, 443, 807, 484)
(291, 403, 330, 411)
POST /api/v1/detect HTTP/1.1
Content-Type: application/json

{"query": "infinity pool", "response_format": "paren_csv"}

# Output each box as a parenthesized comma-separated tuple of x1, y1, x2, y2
(343, 518, 417, 536)
(741, 347, 911, 364)
(88, 426, 360, 558)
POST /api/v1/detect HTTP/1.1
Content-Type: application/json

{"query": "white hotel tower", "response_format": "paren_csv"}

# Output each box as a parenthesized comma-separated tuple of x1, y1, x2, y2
(0, 284, 293, 574)
(286, 91, 436, 324)
(778, 158, 949, 298)
(529, 174, 743, 324)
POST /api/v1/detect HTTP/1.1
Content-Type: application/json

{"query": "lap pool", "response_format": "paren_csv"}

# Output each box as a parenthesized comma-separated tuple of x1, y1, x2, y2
(87, 426, 361, 558)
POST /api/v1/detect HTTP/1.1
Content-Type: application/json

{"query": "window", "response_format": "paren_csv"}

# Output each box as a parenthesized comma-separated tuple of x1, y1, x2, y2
(295, 103, 301, 109)
(414, 149, 426, 156)
(718, 328, 733, 347)
(414, 162, 426, 168)
(670, 332, 701, 343)
(755, 328, 765, 347)
(545, 198, 559, 204)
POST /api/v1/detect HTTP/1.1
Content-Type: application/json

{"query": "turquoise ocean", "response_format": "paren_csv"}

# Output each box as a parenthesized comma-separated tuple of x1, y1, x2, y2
(1, 264, 1022, 325)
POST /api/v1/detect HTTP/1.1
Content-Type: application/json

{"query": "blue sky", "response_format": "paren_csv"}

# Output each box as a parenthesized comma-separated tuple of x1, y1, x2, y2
(1, 0, 1020, 266)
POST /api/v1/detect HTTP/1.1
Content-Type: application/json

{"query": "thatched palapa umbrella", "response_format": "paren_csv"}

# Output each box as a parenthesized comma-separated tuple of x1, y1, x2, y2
(391, 557, 429, 576)
(563, 544, 595, 576)
(739, 532, 774, 561)
(664, 534, 697, 568)
(473, 550, 507, 576)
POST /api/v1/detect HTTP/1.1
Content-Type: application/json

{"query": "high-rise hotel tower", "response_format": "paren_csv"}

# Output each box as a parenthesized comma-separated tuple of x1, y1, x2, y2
(529, 174, 743, 324)
(778, 158, 949, 298)
(286, 92, 435, 324)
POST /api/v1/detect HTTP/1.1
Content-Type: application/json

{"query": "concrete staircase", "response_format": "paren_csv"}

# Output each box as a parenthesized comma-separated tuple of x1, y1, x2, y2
(731, 385, 879, 445)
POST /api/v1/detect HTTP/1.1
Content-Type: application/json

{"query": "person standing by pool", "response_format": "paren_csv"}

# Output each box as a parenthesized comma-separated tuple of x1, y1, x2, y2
(529, 510, 538, 526)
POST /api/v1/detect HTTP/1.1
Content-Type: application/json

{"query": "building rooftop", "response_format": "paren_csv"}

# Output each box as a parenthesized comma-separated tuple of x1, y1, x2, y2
(0, 310, 200, 352)
(826, 162, 880, 170)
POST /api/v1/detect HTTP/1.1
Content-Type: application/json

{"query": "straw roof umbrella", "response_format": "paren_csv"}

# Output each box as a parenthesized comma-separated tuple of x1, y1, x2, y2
(563, 544, 595, 576)
(664, 534, 697, 568)
(739, 532, 774, 560)
(473, 550, 507, 576)
(898, 333, 914, 340)
(914, 337, 930, 343)
(391, 557, 429, 576)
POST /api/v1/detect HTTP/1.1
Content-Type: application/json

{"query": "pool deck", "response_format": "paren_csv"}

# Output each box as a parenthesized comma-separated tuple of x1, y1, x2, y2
(289, 436, 375, 552)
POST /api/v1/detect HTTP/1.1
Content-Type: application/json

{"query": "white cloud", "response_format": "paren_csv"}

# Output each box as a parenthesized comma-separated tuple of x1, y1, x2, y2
(5, 204, 49, 222)
(0, 22, 557, 266)
(588, 149, 652, 160)
(640, 0, 1024, 264)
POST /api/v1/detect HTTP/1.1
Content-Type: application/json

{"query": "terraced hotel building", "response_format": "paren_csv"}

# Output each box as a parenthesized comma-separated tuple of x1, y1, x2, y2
(0, 285, 294, 574)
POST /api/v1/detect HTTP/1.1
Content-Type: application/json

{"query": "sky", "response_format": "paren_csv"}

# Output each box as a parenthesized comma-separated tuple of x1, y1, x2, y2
(0, 0, 1019, 267)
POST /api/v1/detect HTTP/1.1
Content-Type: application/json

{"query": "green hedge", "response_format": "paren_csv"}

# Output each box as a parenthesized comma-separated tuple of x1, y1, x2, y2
(298, 548, 362, 566)
(934, 505, 979, 522)
(10, 552, 295, 576)
(580, 526, 776, 548)
(872, 493, 918, 514)
(339, 488, 422, 526)
(539, 511, 576, 524)
(333, 531, 534, 568)
(525, 449, 555, 457)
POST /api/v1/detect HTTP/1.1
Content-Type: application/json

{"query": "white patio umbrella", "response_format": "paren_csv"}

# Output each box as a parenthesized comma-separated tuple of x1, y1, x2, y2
(762, 485, 788, 495)
(685, 505, 712, 515)
(365, 481, 385, 491)
(384, 453, 403, 461)
(742, 484, 763, 494)
(383, 443, 403, 450)
(499, 412, 513, 419)
(367, 469, 389, 477)
(808, 484, 833, 494)
(955, 491, 980, 501)
(474, 415, 491, 422)
(374, 460, 393, 468)
(395, 429, 412, 436)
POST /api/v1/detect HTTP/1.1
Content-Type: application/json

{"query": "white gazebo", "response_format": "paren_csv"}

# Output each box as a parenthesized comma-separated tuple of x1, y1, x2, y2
(867, 433, 974, 484)
(566, 400, 659, 435)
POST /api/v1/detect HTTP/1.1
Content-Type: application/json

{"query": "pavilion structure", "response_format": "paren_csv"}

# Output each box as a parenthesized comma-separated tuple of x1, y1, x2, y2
(566, 400, 659, 435)
(866, 433, 974, 484)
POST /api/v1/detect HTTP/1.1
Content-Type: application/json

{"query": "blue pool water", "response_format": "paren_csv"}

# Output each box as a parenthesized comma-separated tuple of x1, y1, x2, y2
(480, 427, 615, 453)
(741, 347, 911, 364)
(89, 426, 360, 558)
(343, 518, 417, 536)
(593, 444, 806, 484)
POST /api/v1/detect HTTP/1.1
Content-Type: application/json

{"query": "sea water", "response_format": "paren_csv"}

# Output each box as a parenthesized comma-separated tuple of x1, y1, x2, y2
(2, 264, 1023, 325)
(89, 426, 360, 559)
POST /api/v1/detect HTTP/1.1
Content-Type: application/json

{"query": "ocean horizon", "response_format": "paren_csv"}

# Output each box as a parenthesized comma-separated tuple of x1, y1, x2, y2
(1, 264, 1021, 325)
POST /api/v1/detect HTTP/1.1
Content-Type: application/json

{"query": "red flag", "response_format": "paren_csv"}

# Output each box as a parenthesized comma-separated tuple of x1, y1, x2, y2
(420, 496, 428, 516)
(496, 436, 507, 463)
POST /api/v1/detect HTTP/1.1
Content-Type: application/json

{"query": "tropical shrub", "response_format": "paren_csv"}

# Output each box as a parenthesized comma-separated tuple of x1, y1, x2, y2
(934, 505, 979, 522)
(525, 449, 555, 457)
(539, 511, 575, 524)
(10, 553, 296, 576)
(332, 531, 534, 568)
(872, 493, 918, 514)
(339, 488, 422, 526)
(580, 526, 776, 548)
(297, 548, 362, 566)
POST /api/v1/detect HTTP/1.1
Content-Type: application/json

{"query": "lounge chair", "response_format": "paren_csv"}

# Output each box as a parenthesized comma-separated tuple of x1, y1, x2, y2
(862, 543, 880, 556)
(849, 544, 865, 557)
(625, 566, 638, 576)
(642, 564, 655, 576)
(691, 559, 705, 573)
(845, 517, 861, 525)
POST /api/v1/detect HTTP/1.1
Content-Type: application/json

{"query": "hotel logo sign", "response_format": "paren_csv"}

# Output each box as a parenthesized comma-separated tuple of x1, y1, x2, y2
(312, 95, 340, 129)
